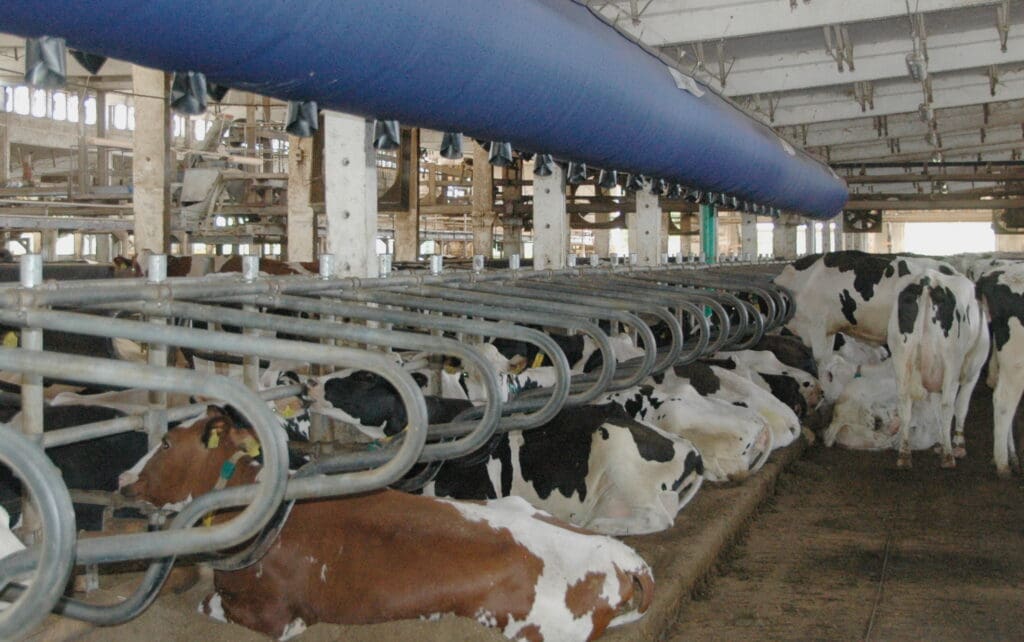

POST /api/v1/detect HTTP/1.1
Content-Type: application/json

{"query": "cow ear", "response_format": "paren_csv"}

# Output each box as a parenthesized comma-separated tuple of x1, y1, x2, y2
(225, 426, 261, 458)
(203, 417, 229, 449)
(411, 372, 428, 388)
(206, 405, 226, 418)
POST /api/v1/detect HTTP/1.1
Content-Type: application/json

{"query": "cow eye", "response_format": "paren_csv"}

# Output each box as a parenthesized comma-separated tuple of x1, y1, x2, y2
(161, 437, 170, 450)
(827, 373, 833, 382)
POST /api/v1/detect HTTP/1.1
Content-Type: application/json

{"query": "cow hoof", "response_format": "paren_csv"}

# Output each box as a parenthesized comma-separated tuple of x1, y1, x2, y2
(896, 456, 912, 470)
(953, 446, 967, 459)
(940, 454, 956, 469)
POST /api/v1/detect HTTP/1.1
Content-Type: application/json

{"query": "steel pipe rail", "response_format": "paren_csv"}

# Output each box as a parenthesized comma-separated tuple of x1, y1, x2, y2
(327, 289, 619, 406)
(0, 307, 432, 497)
(0, 424, 76, 641)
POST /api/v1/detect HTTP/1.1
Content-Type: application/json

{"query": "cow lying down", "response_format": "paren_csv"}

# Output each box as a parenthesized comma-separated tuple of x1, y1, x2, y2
(308, 370, 703, 536)
(824, 365, 944, 452)
(121, 410, 655, 641)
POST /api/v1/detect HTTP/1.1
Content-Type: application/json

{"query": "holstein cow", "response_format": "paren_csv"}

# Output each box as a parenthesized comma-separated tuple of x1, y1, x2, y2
(1, 505, 25, 610)
(824, 366, 944, 452)
(751, 333, 818, 378)
(120, 410, 656, 641)
(888, 270, 988, 468)
(307, 370, 704, 535)
(976, 265, 1024, 477)
(704, 351, 822, 418)
(1, 405, 150, 531)
(600, 380, 772, 482)
(773, 250, 957, 362)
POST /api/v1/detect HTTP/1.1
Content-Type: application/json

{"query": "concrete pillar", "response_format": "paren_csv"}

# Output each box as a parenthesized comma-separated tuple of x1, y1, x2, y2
(629, 190, 662, 267)
(721, 221, 740, 257)
(593, 213, 611, 256)
(837, 230, 847, 251)
(393, 128, 420, 262)
(76, 89, 89, 196)
(95, 234, 111, 262)
(772, 220, 798, 259)
(660, 211, 671, 255)
(821, 221, 833, 252)
(741, 213, 758, 256)
(996, 234, 1024, 252)
(73, 233, 84, 259)
(804, 220, 816, 255)
(131, 66, 171, 255)
(533, 164, 569, 270)
(888, 221, 906, 253)
(471, 143, 495, 258)
(323, 111, 378, 278)
(286, 134, 316, 262)
(41, 230, 59, 261)
(95, 91, 109, 187)
(501, 217, 524, 259)
(0, 113, 8, 185)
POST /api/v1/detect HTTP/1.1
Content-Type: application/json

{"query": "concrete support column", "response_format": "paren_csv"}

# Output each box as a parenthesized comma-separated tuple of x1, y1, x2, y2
(629, 190, 662, 266)
(887, 221, 906, 253)
(471, 143, 495, 258)
(740, 213, 758, 257)
(772, 219, 798, 260)
(323, 112, 378, 277)
(73, 233, 84, 259)
(41, 230, 59, 262)
(501, 217, 524, 259)
(131, 66, 171, 255)
(996, 235, 1024, 252)
(95, 91, 109, 187)
(804, 220, 816, 255)
(533, 164, 568, 270)
(837, 230, 847, 251)
(393, 128, 420, 262)
(660, 211, 671, 255)
(721, 221, 740, 257)
(821, 221, 833, 252)
(592, 213, 611, 256)
(94, 234, 111, 262)
(286, 134, 316, 262)
(0, 113, 8, 185)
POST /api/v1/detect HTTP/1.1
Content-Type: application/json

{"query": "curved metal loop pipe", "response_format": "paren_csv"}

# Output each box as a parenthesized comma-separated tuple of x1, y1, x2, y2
(107, 298, 514, 458)
(0, 349, 290, 570)
(0, 425, 76, 641)
(0, 308, 430, 504)
(559, 276, 711, 364)
(331, 289, 617, 406)
(507, 276, 684, 372)
(432, 283, 658, 390)
(241, 294, 577, 434)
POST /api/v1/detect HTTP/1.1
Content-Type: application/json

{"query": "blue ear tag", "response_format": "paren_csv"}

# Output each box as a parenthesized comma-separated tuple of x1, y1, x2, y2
(220, 460, 237, 479)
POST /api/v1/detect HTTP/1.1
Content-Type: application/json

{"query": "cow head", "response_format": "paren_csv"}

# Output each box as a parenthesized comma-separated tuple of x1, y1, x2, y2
(823, 401, 900, 451)
(120, 407, 257, 507)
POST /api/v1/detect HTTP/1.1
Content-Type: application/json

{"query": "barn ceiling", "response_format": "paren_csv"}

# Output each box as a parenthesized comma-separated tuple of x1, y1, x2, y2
(585, 0, 1024, 172)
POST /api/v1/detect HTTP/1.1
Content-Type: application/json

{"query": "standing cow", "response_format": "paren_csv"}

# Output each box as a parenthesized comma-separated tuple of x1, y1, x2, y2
(120, 410, 656, 641)
(888, 270, 988, 468)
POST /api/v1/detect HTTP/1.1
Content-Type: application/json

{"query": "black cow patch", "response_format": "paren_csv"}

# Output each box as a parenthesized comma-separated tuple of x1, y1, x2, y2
(897, 281, 925, 336)
(753, 334, 818, 378)
(491, 333, 585, 368)
(976, 270, 1024, 351)
(760, 373, 808, 417)
(702, 357, 737, 370)
(929, 285, 957, 337)
(792, 254, 822, 271)
(671, 362, 721, 395)
(820, 251, 894, 301)
(832, 333, 847, 351)
(733, 401, 748, 408)
(322, 371, 468, 436)
(939, 265, 955, 276)
(839, 289, 858, 325)
(897, 260, 911, 277)
(623, 420, 677, 463)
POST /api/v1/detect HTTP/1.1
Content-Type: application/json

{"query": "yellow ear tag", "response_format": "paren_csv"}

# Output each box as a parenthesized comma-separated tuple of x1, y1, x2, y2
(241, 437, 261, 458)
(531, 353, 545, 369)
(206, 432, 220, 449)
(202, 513, 215, 527)
(280, 403, 296, 419)
(2, 332, 18, 348)
(443, 363, 459, 375)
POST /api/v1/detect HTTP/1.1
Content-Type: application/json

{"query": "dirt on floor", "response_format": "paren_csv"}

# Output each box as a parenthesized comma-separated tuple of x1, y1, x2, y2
(669, 385, 1024, 642)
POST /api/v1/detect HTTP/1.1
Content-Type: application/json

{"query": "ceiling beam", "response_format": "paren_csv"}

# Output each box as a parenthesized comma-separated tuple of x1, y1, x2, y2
(716, 23, 1024, 97)
(829, 123, 1024, 162)
(590, 0, 1004, 47)
(844, 171, 1024, 183)
(846, 196, 1024, 210)
(757, 66, 1024, 127)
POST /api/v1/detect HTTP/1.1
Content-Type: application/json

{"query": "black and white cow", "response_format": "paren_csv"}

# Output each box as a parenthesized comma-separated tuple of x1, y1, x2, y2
(308, 370, 704, 536)
(773, 251, 957, 362)
(599, 379, 773, 482)
(704, 351, 823, 417)
(1, 405, 150, 531)
(888, 270, 988, 468)
(751, 333, 818, 378)
(976, 265, 1024, 477)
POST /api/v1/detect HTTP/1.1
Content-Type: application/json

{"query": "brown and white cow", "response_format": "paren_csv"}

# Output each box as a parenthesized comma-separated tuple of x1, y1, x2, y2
(120, 410, 655, 641)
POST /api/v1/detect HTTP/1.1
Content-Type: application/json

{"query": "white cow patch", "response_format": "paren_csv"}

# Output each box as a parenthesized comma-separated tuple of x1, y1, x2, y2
(1, 506, 27, 612)
(278, 617, 307, 641)
(202, 591, 228, 623)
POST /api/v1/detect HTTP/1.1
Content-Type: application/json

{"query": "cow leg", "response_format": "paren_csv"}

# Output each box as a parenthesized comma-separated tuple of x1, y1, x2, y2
(895, 395, 914, 469)
(992, 369, 1024, 479)
(937, 396, 957, 469)
(953, 325, 990, 459)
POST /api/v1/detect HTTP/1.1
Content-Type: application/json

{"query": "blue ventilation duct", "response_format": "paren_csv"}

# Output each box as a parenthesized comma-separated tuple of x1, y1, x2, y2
(0, 0, 847, 218)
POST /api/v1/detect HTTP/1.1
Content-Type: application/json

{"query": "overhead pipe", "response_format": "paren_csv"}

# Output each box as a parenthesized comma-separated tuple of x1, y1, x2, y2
(0, 0, 846, 218)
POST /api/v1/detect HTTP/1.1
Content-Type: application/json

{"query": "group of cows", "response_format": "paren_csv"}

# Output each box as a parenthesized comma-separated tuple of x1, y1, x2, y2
(4, 249, 1024, 640)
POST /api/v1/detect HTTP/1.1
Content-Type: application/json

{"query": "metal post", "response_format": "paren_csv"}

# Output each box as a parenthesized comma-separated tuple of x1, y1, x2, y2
(700, 203, 718, 263)
(145, 254, 168, 451)
(18, 254, 44, 544)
